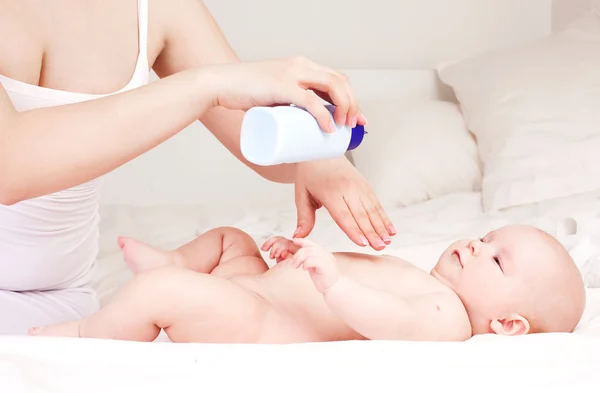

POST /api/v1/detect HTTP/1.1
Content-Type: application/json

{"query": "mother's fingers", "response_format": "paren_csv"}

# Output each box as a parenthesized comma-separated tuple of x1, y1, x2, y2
(373, 196, 396, 236)
(299, 59, 363, 127)
(287, 89, 335, 133)
(343, 196, 387, 251)
(333, 72, 359, 128)
(297, 69, 350, 127)
(360, 196, 392, 244)
(327, 199, 370, 248)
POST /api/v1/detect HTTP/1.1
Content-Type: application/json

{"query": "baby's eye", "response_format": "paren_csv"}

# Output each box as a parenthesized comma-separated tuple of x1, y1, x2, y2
(493, 256, 503, 272)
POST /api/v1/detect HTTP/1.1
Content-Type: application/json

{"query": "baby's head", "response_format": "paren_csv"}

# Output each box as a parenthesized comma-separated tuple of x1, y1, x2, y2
(431, 224, 586, 336)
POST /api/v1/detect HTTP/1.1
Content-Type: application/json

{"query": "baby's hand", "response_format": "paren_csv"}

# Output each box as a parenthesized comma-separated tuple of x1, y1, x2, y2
(292, 238, 340, 293)
(261, 236, 300, 263)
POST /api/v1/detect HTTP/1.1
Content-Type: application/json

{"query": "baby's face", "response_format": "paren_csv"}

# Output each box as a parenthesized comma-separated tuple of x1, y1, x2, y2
(431, 224, 571, 332)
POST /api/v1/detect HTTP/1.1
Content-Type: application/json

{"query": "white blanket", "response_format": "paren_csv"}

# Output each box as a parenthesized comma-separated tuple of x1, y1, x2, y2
(2, 191, 600, 391)
(1, 334, 600, 392)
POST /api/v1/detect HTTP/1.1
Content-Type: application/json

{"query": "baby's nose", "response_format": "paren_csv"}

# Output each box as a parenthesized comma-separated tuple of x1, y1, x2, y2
(469, 241, 480, 256)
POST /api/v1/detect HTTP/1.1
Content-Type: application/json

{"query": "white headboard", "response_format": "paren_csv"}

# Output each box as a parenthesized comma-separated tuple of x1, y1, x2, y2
(99, 0, 555, 209)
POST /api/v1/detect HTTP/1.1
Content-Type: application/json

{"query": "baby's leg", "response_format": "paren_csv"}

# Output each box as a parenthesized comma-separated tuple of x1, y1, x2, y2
(120, 227, 268, 277)
(29, 266, 272, 343)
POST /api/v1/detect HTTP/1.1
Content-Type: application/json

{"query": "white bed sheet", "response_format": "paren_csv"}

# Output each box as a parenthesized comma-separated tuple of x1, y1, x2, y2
(2, 191, 600, 392)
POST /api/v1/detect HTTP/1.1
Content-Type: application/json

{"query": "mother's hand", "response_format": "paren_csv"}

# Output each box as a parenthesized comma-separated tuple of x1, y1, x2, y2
(293, 157, 396, 251)
(204, 56, 366, 133)
(201, 56, 394, 247)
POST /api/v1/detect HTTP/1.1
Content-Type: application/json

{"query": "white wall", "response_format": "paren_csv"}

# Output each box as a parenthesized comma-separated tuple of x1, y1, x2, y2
(552, 0, 591, 31)
(203, 0, 551, 69)
(99, 0, 554, 209)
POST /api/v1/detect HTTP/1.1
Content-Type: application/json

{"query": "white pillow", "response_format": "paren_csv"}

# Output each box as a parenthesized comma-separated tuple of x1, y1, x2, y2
(350, 99, 482, 208)
(437, 17, 600, 211)
(556, 217, 600, 289)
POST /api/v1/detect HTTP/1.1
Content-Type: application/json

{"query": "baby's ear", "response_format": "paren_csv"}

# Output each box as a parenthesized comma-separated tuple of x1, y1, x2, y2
(490, 315, 530, 336)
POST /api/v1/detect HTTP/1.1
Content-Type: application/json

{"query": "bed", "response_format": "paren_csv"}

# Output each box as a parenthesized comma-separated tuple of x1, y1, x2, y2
(3, 1, 600, 392)
(2, 193, 600, 392)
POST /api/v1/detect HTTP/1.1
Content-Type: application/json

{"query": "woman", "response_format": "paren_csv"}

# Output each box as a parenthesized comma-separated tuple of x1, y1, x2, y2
(0, 0, 395, 334)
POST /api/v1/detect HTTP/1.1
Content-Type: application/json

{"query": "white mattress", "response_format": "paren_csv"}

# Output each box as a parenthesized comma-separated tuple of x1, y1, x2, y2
(2, 191, 600, 392)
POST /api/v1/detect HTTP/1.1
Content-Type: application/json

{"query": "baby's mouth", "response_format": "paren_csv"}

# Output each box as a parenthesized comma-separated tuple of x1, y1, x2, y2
(453, 250, 463, 268)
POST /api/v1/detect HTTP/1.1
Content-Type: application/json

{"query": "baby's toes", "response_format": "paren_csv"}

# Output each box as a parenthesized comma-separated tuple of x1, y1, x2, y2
(28, 326, 45, 336)
(117, 236, 130, 249)
(28, 321, 81, 338)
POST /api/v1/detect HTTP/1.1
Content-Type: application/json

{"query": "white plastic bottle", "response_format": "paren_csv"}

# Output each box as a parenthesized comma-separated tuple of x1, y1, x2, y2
(240, 104, 367, 166)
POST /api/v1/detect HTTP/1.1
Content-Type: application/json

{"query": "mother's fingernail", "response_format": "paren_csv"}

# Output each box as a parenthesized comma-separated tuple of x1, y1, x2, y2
(329, 121, 336, 133)
(388, 225, 397, 235)
(375, 239, 386, 248)
(352, 116, 357, 127)
(359, 113, 368, 124)
(360, 236, 369, 246)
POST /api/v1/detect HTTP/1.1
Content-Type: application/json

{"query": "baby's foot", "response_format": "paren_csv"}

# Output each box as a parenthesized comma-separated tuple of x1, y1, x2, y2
(28, 320, 81, 338)
(118, 236, 175, 274)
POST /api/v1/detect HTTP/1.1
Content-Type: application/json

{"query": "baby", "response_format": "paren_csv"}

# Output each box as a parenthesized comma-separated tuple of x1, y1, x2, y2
(29, 224, 586, 343)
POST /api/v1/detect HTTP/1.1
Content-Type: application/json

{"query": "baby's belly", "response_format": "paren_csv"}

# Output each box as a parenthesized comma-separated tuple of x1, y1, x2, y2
(244, 261, 364, 342)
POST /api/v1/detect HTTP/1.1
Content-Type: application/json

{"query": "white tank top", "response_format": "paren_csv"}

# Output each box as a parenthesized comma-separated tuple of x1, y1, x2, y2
(0, 0, 150, 292)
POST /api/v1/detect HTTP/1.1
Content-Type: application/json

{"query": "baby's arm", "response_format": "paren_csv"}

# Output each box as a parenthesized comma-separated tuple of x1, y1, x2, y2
(323, 277, 468, 341)
(292, 239, 469, 342)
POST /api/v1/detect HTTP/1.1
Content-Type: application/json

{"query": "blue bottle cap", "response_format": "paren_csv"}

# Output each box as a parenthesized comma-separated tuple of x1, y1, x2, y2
(347, 124, 367, 151)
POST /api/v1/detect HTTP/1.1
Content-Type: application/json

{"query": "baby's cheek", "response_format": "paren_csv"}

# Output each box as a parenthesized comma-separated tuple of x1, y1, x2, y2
(462, 270, 497, 297)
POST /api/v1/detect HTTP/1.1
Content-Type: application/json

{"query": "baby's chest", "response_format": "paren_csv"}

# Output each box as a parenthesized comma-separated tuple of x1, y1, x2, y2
(343, 263, 444, 297)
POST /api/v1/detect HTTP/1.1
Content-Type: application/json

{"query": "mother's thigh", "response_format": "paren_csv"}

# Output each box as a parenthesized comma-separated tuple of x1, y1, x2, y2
(0, 288, 98, 335)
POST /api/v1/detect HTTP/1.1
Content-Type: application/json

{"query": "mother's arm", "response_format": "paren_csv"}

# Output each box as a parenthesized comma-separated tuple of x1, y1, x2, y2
(152, 0, 296, 183)
(154, 0, 396, 249)
(0, 69, 214, 205)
